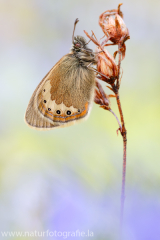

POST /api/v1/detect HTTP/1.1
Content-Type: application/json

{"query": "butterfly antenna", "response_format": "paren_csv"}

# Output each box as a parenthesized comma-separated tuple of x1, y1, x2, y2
(72, 18, 79, 43)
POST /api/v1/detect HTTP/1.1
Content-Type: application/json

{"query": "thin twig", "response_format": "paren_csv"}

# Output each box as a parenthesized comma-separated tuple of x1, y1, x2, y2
(120, 129, 127, 227)
(115, 44, 127, 227)
(117, 44, 122, 89)
(109, 109, 122, 131)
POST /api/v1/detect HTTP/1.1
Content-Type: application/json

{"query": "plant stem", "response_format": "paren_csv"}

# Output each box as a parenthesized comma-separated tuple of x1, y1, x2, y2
(120, 129, 127, 227)
(115, 46, 127, 226)
(115, 92, 127, 228)
(109, 108, 122, 132)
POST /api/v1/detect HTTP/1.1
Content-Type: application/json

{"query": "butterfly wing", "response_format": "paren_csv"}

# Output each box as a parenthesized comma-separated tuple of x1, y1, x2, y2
(25, 61, 61, 130)
(25, 54, 95, 130)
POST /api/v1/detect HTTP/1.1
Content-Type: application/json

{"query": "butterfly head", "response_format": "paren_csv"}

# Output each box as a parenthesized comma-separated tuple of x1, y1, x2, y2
(70, 19, 97, 66)
(71, 35, 97, 65)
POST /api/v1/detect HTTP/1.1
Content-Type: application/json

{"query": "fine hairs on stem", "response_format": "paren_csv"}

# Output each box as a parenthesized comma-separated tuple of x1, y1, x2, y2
(85, 3, 130, 228)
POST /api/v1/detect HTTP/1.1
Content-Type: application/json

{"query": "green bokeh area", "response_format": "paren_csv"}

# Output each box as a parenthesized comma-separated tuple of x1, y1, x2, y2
(0, 0, 160, 239)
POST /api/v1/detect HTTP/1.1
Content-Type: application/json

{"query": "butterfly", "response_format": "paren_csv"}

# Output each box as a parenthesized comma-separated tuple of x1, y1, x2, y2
(25, 19, 97, 130)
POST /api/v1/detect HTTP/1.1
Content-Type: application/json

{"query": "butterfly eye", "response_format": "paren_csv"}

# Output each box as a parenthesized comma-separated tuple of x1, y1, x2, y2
(78, 109, 81, 113)
(48, 108, 51, 111)
(44, 100, 47, 103)
(75, 43, 81, 48)
(43, 89, 46, 92)
(66, 110, 71, 115)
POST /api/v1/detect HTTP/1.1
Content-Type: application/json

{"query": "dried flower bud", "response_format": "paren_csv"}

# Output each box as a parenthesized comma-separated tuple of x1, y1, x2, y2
(103, 16, 116, 38)
(94, 81, 111, 109)
(96, 47, 118, 83)
(99, 13, 129, 44)
(115, 14, 129, 37)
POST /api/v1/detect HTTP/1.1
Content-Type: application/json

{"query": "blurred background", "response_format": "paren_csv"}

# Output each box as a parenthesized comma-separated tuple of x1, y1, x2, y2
(0, 0, 160, 239)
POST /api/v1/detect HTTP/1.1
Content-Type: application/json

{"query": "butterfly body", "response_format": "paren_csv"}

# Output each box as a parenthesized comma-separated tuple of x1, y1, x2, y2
(25, 35, 97, 130)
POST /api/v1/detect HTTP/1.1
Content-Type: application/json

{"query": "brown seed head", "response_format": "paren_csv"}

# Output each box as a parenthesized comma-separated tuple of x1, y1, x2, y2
(100, 14, 129, 44)
(94, 81, 111, 109)
(96, 47, 118, 82)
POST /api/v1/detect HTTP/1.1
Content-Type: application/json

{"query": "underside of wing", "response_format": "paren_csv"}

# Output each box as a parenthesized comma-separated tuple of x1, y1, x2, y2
(37, 80, 90, 126)
(24, 59, 62, 130)
(25, 81, 60, 130)
(25, 54, 95, 130)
